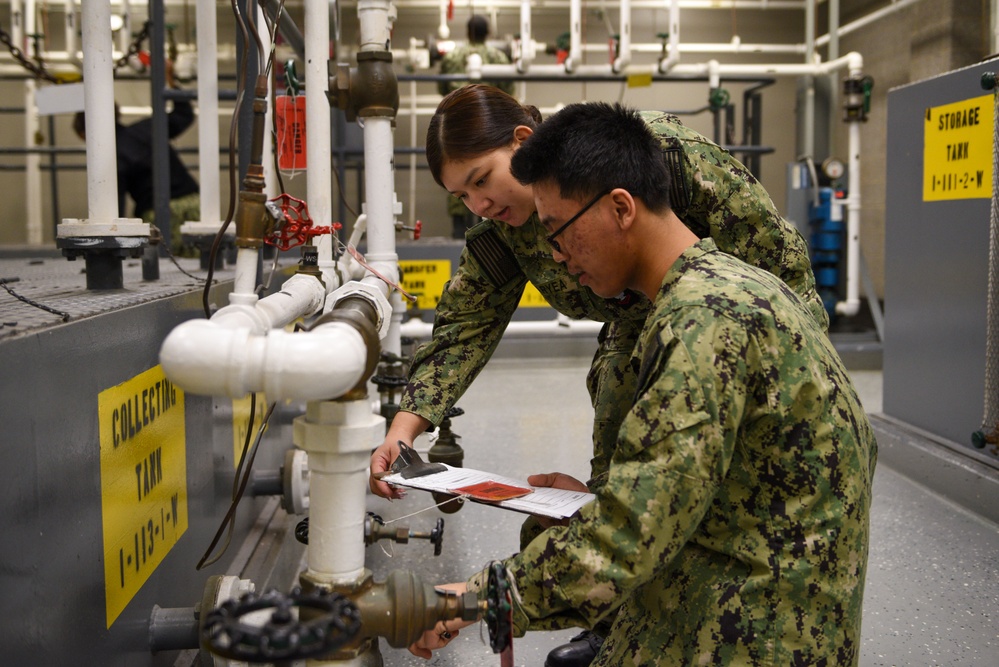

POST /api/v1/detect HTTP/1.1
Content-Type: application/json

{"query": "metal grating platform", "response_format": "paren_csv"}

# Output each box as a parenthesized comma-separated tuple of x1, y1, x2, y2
(0, 250, 294, 340)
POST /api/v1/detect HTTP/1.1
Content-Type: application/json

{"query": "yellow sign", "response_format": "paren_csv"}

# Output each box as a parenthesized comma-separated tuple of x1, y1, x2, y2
(233, 392, 269, 465)
(626, 72, 654, 88)
(400, 258, 553, 310)
(518, 282, 549, 308)
(400, 260, 452, 310)
(923, 94, 993, 201)
(98, 366, 188, 628)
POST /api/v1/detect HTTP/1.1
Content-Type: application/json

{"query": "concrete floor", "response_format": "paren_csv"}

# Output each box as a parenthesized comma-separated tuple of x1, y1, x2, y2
(362, 358, 999, 667)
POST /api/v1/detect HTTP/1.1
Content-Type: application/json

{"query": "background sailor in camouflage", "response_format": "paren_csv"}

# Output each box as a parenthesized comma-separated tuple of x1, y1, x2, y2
(411, 101, 877, 667)
(437, 15, 515, 96)
(370, 85, 827, 512)
(438, 17, 515, 237)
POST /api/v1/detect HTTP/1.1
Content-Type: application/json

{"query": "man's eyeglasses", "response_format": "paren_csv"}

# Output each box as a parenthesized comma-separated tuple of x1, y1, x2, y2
(545, 189, 612, 254)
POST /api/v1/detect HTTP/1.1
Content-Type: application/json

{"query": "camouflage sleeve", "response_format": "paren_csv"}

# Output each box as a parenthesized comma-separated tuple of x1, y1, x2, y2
(400, 240, 528, 428)
(482, 312, 752, 633)
(642, 112, 828, 330)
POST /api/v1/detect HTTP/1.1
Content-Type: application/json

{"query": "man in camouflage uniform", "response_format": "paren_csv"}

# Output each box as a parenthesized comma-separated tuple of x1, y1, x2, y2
(412, 102, 876, 666)
(438, 16, 515, 238)
(379, 106, 829, 665)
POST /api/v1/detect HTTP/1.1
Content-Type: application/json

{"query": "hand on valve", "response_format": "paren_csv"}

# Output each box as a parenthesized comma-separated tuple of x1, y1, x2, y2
(408, 583, 476, 659)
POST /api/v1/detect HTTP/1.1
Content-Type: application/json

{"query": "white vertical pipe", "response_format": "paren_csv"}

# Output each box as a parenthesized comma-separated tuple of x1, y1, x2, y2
(362, 118, 396, 261)
(827, 0, 839, 157)
(259, 6, 277, 198)
(196, 0, 221, 226)
(80, 0, 119, 222)
(233, 249, 260, 301)
(358, 0, 392, 51)
(409, 79, 417, 226)
(658, 0, 681, 73)
(300, 399, 384, 582)
(305, 0, 334, 265)
(567, 0, 581, 72)
(23, 0, 42, 244)
(10, 0, 22, 53)
(64, 0, 77, 62)
(613, 0, 632, 72)
(120, 0, 132, 58)
(518, 0, 533, 71)
(802, 0, 816, 159)
(356, 0, 401, 357)
(836, 119, 861, 316)
(836, 52, 864, 318)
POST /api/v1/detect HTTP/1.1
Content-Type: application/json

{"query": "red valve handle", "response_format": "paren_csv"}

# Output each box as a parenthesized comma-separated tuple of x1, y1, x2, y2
(266, 193, 341, 251)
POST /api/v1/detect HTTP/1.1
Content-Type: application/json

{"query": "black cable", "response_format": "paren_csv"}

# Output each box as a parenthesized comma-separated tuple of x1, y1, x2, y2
(202, 0, 253, 318)
(197, 396, 277, 570)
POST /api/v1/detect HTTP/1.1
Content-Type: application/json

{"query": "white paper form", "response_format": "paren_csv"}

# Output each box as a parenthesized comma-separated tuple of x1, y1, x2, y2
(380, 464, 595, 520)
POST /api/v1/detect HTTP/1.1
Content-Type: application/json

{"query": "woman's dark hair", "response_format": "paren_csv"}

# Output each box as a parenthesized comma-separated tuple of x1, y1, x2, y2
(425, 84, 542, 187)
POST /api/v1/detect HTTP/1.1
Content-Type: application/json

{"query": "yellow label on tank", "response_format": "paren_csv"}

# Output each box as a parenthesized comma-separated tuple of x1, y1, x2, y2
(923, 94, 993, 201)
(233, 392, 269, 465)
(98, 365, 187, 628)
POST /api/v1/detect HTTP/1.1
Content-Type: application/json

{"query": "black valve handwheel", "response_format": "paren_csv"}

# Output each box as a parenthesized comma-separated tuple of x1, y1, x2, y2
(295, 516, 309, 545)
(485, 562, 513, 654)
(201, 587, 361, 661)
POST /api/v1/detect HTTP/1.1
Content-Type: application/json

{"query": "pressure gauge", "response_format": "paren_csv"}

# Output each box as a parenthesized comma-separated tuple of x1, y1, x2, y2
(822, 157, 846, 181)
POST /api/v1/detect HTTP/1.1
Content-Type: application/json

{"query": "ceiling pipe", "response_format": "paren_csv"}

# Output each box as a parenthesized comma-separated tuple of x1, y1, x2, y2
(815, 0, 925, 47)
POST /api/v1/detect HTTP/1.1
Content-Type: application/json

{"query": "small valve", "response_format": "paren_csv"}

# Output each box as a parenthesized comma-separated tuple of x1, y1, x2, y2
(397, 219, 422, 240)
(265, 193, 342, 251)
(364, 513, 445, 556)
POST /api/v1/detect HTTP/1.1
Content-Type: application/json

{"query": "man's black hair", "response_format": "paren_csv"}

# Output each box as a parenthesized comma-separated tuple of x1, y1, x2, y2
(467, 15, 489, 44)
(510, 102, 672, 213)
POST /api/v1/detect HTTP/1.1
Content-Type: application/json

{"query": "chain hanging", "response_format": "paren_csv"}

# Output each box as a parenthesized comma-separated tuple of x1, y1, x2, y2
(0, 25, 58, 83)
(113, 20, 151, 73)
(0, 19, 151, 81)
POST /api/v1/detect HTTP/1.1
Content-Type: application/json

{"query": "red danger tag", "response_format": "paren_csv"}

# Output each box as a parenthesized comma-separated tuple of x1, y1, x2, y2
(275, 95, 307, 171)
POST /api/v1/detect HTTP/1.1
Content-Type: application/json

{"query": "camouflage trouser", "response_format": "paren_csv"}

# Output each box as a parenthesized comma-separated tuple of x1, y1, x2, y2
(515, 318, 640, 636)
(142, 192, 201, 256)
(518, 317, 643, 549)
(585, 318, 643, 490)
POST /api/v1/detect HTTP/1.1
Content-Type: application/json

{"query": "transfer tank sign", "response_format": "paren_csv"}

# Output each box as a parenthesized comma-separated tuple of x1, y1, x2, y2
(400, 259, 548, 310)
(98, 365, 188, 627)
(923, 94, 993, 201)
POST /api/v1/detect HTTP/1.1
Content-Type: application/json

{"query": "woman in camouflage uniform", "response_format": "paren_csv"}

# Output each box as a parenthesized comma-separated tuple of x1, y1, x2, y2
(370, 84, 826, 501)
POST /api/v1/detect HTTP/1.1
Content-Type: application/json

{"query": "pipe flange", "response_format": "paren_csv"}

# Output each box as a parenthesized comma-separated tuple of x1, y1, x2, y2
(323, 281, 392, 340)
(282, 448, 310, 515)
